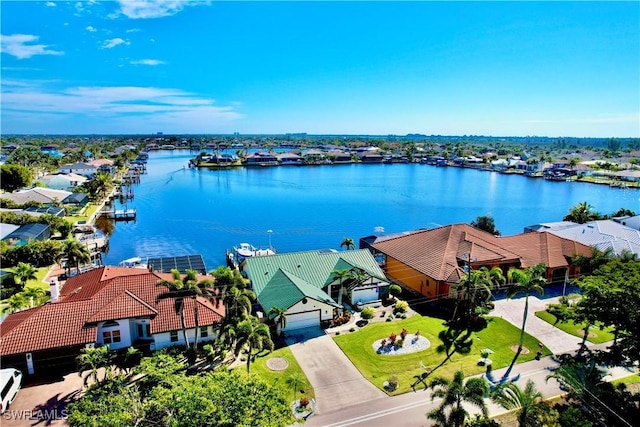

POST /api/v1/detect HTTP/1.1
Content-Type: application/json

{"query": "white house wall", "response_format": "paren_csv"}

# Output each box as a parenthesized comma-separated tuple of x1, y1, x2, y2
(351, 284, 384, 305)
(284, 298, 334, 331)
(96, 319, 132, 350)
(152, 326, 217, 350)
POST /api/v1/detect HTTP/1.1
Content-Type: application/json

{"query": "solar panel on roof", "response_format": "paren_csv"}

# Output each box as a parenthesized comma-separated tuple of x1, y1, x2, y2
(147, 255, 207, 275)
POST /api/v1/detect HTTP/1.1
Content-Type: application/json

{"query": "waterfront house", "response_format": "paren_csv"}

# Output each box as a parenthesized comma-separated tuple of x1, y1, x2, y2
(525, 220, 640, 258)
(0, 188, 72, 205)
(277, 152, 303, 165)
(242, 249, 390, 331)
(0, 267, 225, 376)
(326, 150, 353, 164)
(367, 223, 591, 301)
(38, 173, 87, 191)
(2, 223, 51, 246)
(244, 152, 279, 166)
(62, 192, 89, 207)
(57, 162, 98, 178)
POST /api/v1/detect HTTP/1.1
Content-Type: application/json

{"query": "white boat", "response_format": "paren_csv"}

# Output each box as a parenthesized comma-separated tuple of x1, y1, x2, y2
(235, 243, 275, 258)
(118, 257, 148, 269)
(227, 243, 276, 269)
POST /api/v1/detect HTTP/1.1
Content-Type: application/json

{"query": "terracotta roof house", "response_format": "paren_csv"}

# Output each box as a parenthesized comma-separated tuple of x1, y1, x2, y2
(369, 224, 592, 300)
(0, 267, 224, 376)
(242, 249, 390, 331)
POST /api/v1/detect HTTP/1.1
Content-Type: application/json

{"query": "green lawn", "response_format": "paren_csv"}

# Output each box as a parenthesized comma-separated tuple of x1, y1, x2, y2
(612, 373, 640, 387)
(535, 310, 615, 344)
(334, 315, 549, 395)
(248, 346, 315, 403)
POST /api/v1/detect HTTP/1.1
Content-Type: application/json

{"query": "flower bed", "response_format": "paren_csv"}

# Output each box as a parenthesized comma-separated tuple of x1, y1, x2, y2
(372, 334, 431, 356)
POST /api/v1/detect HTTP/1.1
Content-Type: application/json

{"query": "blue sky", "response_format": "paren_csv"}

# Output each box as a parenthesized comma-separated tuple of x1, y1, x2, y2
(1, 1, 638, 137)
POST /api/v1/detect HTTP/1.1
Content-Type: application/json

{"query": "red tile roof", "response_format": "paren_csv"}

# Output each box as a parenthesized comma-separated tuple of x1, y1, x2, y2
(1, 267, 224, 356)
(372, 224, 592, 282)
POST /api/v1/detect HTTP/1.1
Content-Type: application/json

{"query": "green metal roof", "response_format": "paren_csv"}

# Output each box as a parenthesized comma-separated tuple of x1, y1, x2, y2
(245, 249, 387, 298)
(258, 269, 339, 316)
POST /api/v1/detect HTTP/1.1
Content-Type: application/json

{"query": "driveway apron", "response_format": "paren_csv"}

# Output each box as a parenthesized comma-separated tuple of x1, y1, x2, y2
(289, 334, 386, 414)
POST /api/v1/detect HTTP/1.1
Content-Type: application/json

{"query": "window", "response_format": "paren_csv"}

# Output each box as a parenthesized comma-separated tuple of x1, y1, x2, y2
(137, 324, 151, 338)
(200, 326, 208, 338)
(102, 330, 121, 344)
(170, 331, 178, 342)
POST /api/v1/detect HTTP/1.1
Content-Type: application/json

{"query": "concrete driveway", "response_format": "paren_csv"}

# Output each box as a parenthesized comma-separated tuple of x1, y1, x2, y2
(289, 333, 386, 414)
(492, 295, 592, 355)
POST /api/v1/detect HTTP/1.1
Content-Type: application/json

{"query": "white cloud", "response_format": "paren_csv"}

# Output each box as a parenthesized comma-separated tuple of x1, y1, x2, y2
(125, 28, 141, 33)
(130, 59, 166, 66)
(0, 34, 64, 60)
(102, 38, 130, 49)
(113, 0, 210, 19)
(86, 26, 98, 32)
(45, 2, 56, 6)
(1, 80, 244, 134)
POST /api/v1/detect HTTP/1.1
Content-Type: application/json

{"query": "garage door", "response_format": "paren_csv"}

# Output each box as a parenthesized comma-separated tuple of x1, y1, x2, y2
(284, 310, 320, 331)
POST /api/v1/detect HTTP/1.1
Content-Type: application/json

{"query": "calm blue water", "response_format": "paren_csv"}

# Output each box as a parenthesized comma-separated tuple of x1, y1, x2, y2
(101, 150, 640, 271)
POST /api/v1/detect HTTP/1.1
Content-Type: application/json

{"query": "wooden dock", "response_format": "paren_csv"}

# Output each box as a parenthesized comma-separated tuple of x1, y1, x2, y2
(101, 208, 137, 220)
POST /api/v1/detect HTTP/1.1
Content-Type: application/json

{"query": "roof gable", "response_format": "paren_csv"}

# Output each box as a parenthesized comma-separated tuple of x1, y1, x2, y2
(87, 290, 158, 323)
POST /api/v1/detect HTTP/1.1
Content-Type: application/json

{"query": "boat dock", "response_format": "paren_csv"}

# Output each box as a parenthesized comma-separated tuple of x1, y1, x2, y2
(101, 208, 137, 220)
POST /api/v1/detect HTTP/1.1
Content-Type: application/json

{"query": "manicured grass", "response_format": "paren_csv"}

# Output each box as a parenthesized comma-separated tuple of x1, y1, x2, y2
(66, 203, 98, 224)
(249, 346, 315, 403)
(611, 373, 640, 387)
(334, 315, 549, 395)
(535, 310, 615, 344)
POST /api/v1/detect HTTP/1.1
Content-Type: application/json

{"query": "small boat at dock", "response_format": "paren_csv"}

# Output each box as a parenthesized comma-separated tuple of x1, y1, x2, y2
(227, 243, 276, 269)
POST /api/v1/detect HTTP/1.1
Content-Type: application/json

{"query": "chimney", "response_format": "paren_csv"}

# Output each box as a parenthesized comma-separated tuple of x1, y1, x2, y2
(50, 279, 60, 303)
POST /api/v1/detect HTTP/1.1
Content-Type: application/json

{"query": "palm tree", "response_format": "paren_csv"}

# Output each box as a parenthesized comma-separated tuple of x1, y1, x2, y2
(21, 286, 48, 308)
(77, 345, 113, 387)
(286, 371, 308, 402)
(330, 268, 351, 306)
(563, 201, 602, 224)
(2, 293, 28, 314)
(234, 315, 274, 373)
(222, 284, 256, 321)
(501, 264, 546, 381)
(427, 370, 489, 427)
(156, 269, 192, 348)
(340, 237, 355, 251)
(454, 266, 504, 325)
(156, 269, 215, 350)
(12, 262, 38, 290)
(268, 306, 288, 336)
(62, 239, 91, 276)
(491, 380, 548, 427)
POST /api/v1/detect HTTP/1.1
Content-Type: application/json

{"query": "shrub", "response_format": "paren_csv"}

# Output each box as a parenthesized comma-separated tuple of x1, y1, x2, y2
(395, 339, 404, 348)
(335, 331, 340, 336)
(349, 327, 356, 332)
(387, 375, 399, 390)
(389, 284, 402, 298)
(361, 306, 375, 319)
(386, 317, 393, 322)
(394, 300, 408, 313)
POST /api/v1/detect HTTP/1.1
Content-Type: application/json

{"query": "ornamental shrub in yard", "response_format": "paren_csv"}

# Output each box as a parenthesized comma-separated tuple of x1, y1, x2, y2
(394, 300, 409, 313)
(361, 307, 375, 319)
